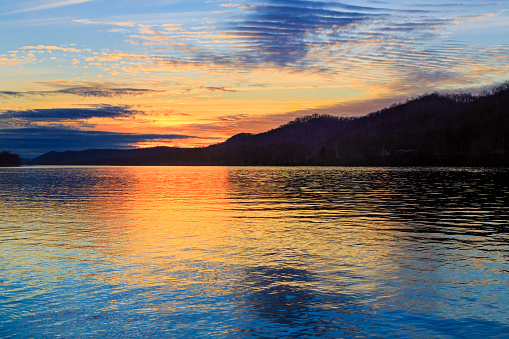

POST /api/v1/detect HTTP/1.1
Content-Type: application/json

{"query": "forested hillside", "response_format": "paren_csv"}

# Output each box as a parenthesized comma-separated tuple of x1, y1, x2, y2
(30, 83, 509, 166)
(0, 151, 21, 167)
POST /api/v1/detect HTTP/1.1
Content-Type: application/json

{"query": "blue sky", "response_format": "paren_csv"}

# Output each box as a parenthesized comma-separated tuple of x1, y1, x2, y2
(1, 0, 508, 157)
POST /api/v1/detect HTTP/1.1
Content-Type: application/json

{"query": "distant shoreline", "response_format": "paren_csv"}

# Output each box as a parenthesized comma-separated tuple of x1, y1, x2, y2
(20, 83, 509, 167)
(16, 163, 509, 168)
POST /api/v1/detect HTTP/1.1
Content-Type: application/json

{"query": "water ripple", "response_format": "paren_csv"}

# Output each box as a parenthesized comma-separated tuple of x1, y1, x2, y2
(1, 166, 508, 338)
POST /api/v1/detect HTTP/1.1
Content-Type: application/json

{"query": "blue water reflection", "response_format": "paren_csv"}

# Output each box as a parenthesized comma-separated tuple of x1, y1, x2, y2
(1, 166, 508, 338)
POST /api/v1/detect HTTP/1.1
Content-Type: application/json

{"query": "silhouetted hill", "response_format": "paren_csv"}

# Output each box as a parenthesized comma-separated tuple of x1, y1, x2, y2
(209, 114, 353, 165)
(30, 82, 509, 166)
(0, 151, 21, 167)
(29, 147, 175, 165)
(208, 83, 508, 166)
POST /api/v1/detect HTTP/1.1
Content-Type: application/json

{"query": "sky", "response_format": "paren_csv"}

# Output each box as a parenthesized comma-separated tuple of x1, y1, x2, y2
(1, 0, 508, 157)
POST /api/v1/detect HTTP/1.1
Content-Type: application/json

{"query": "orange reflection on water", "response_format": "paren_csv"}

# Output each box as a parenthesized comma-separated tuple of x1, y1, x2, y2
(27, 166, 429, 301)
(92, 166, 239, 288)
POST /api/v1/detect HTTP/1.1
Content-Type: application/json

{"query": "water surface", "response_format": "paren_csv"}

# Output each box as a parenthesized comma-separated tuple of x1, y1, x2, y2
(1, 166, 508, 338)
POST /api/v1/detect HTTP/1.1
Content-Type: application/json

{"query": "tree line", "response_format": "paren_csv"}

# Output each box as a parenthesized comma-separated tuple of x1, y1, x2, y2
(0, 151, 21, 167)
(30, 82, 509, 166)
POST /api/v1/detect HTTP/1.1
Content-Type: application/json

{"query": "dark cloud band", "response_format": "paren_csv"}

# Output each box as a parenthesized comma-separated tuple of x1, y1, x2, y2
(0, 86, 157, 98)
(0, 105, 139, 122)
(0, 127, 195, 157)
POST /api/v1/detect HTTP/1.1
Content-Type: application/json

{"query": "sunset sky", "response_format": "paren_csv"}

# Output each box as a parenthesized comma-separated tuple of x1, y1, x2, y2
(1, 0, 508, 157)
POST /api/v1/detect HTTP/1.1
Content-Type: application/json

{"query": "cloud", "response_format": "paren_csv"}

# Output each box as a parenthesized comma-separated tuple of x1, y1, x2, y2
(407, 2, 502, 8)
(117, 0, 453, 76)
(199, 86, 237, 92)
(221, 1, 379, 67)
(20, 45, 90, 53)
(214, 0, 441, 69)
(454, 12, 497, 24)
(74, 18, 135, 27)
(2, 0, 94, 14)
(0, 86, 159, 98)
(85, 52, 149, 62)
(0, 55, 36, 66)
(0, 105, 139, 124)
(2, 0, 505, 104)
(58, 87, 158, 97)
(0, 91, 24, 97)
(0, 126, 195, 157)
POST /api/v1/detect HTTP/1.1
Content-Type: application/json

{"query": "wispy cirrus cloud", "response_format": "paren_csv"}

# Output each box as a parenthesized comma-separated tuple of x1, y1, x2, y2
(401, 2, 503, 8)
(2, 0, 94, 15)
(74, 18, 136, 27)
